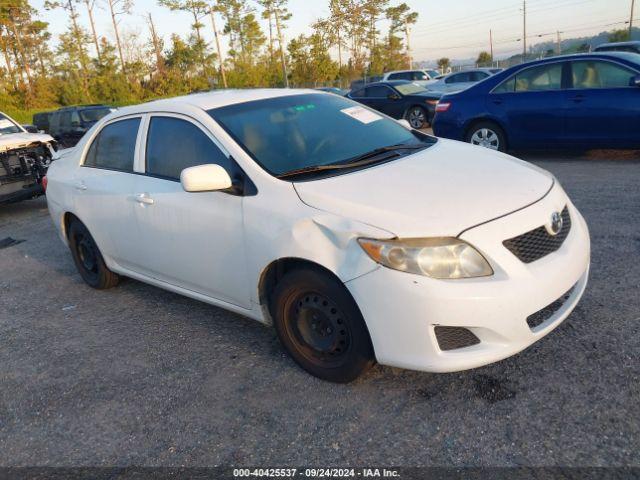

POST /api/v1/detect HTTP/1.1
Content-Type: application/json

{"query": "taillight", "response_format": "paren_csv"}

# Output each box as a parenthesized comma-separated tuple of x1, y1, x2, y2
(42, 175, 48, 192)
(435, 102, 451, 113)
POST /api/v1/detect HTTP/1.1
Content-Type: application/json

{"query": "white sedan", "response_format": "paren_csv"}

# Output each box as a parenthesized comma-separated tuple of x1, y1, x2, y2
(45, 89, 590, 383)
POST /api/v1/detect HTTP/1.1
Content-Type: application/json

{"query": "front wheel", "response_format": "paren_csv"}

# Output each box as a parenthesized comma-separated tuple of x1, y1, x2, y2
(270, 268, 375, 383)
(465, 121, 507, 152)
(406, 106, 428, 129)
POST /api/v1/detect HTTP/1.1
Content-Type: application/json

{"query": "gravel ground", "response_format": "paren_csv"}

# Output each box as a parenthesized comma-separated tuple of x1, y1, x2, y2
(0, 151, 639, 467)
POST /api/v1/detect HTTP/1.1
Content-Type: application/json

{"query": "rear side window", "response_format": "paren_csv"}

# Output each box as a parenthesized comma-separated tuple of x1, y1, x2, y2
(571, 61, 636, 89)
(84, 117, 140, 172)
(145, 116, 231, 180)
(350, 89, 366, 98)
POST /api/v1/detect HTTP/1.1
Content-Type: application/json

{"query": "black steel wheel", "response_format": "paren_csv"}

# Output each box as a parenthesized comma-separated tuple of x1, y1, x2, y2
(271, 268, 375, 383)
(68, 219, 119, 289)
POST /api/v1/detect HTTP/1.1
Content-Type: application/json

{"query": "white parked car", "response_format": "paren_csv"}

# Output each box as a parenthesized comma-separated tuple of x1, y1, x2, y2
(381, 69, 440, 82)
(422, 68, 496, 93)
(46, 90, 590, 383)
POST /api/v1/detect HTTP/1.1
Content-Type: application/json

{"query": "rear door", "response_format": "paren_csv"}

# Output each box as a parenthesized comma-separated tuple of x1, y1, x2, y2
(129, 114, 250, 308)
(487, 61, 567, 148)
(72, 116, 142, 269)
(564, 59, 640, 148)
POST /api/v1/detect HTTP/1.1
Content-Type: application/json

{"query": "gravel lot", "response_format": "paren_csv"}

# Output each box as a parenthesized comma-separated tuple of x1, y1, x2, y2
(0, 151, 639, 468)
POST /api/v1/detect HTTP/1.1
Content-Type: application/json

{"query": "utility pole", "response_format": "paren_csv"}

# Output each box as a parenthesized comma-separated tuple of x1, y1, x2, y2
(522, 0, 527, 60)
(630, 0, 636, 38)
(210, 8, 227, 88)
(405, 19, 412, 69)
(489, 29, 494, 62)
(556, 30, 562, 55)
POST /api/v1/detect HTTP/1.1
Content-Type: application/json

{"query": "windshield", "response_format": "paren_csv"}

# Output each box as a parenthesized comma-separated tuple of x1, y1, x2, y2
(209, 93, 435, 177)
(0, 113, 23, 135)
(394, 83, 428, 95)
(80, 107, 112, 123)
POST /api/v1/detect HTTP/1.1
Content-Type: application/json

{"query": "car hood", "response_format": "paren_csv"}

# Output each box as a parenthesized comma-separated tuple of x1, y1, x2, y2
(293, 139, 554, 237)
(0, 132, 55, 152)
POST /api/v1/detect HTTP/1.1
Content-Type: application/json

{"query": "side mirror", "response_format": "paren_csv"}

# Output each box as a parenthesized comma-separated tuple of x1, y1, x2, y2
(180, 164, 232, 192)
(22, 124, 38, 133)
(388, 92, 401, 100)
(396, 119, 411, 129)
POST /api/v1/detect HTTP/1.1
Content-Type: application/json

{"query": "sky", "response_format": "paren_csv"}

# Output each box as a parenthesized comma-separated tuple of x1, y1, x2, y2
(30, 0, 635, 64)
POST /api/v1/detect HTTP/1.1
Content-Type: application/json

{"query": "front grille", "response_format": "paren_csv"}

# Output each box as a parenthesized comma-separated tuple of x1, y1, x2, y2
(503, 206, 571, 263)
(526, 285, 576, 330)
(434, 326, 480, 351)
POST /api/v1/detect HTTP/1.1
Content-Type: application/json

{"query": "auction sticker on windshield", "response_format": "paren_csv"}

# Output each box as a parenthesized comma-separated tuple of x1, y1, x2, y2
(340, 106, 382, 124)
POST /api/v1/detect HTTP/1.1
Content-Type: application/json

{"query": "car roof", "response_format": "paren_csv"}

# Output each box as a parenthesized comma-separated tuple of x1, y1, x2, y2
(385, 69, 425, 74)
(114, 89, 323, 115)
(505, 51, 640, 69)
(595, 41, 640, 48)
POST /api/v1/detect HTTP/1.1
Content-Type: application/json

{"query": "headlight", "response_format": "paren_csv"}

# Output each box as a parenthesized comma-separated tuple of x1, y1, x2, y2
(358, 237, 493, 279)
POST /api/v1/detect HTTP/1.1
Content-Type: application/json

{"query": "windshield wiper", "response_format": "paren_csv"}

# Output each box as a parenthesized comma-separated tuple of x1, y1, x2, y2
(277, 143, 427, 179)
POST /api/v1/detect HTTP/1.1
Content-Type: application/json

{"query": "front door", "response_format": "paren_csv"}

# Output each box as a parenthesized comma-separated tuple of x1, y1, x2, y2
(487, 62, 567, 149)
(130, 114, 251, 308)
(564, 59, 640, 148)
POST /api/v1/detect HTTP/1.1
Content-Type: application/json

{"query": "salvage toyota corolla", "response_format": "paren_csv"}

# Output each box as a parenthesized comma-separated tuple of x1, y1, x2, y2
(45, 90, 590, 383)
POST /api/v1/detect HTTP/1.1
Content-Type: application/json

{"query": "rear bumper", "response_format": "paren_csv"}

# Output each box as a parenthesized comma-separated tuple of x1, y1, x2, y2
(346, 184, 590, 373)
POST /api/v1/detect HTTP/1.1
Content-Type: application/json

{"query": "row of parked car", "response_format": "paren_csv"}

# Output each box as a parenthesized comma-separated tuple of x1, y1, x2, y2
(342, 41, 640, 151)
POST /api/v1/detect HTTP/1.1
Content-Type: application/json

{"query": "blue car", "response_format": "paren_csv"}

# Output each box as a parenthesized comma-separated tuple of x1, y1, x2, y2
(433, 52, 640, 152)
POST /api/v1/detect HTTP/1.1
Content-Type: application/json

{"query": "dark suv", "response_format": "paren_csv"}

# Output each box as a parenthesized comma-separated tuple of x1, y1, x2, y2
(48, 105, 114, 148)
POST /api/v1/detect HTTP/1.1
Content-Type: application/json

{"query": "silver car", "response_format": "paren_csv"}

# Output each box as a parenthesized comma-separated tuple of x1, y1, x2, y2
(421, 68, 497, 93)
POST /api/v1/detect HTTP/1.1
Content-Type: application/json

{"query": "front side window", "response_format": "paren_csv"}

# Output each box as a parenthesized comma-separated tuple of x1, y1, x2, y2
(80, 107, 113, 123)
(514, 63, 563, 92)
(209, 93, 435, 177)
(145, 116, 231, 180)
(84, 117, 140, 171)
(495, 63, 563, 93)
(571, 61, 636, 89)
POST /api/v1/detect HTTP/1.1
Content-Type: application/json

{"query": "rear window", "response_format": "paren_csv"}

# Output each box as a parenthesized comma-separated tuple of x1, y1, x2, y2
(84, 117, 140, 171)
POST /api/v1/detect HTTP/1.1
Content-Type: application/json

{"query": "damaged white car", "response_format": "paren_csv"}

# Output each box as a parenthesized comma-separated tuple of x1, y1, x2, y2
(45, 90, 590, 382)
(0, 112, 55, 204)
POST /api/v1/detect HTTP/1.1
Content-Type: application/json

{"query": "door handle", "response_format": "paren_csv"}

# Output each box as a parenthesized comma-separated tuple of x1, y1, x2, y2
(133, 193, 154, 205)
(74, 181, 87, 191)
(492, 98, 503, 105)
(571, 94, 586, 103)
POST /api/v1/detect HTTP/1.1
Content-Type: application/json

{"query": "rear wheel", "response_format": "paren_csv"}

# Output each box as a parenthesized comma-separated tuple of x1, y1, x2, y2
(406, 106, 428, 129)
(68, 219, 119, 289)
(270, 268, 375, 383)
(465, 121, 507, 152)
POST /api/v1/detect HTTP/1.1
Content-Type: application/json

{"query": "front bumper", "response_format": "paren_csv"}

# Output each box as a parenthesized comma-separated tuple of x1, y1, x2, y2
(345, 183, 590, 373)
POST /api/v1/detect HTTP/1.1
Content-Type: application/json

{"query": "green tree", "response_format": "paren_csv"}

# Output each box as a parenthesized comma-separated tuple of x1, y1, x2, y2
(476, 51, 492, 66)
(437, 57, 451, 73)
(609, 29, 630, 42)
(386, 2, 417, 68)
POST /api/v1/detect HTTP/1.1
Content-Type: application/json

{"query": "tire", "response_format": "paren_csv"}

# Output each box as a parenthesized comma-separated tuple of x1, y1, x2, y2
(405, 106, 428, 129)
(465, 121, 507, 152)
(68, 219, 120, 289)
(270, 268, 375, 383)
